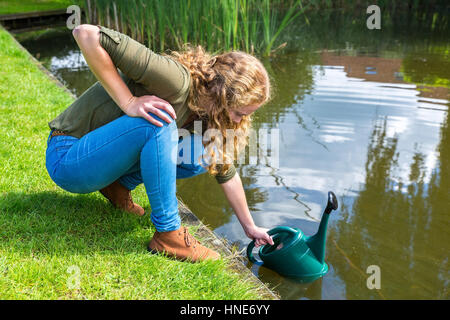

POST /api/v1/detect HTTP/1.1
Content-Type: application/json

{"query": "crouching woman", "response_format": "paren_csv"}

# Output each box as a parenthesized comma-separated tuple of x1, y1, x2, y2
(45, 24, 274, 262)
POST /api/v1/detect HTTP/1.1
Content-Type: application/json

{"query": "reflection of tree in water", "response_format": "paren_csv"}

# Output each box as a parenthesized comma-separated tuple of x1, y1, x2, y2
(402, 48, 450, 88)
(238, 166, 269, 212)
(328, 112, 449, 299)
(426, 107, 450, 298)
(252, 51, 318, 130)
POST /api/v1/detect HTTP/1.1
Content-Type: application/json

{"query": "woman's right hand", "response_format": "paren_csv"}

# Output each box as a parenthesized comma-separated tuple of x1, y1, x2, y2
(122, 95, 176, 127)
(245, 225, 274, 248)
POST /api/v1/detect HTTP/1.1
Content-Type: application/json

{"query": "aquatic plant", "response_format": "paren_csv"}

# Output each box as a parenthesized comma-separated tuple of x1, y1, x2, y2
(81, 0, 309, 56)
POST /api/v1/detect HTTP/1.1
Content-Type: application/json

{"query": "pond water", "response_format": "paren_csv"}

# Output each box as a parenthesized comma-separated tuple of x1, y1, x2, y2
(17, 11, 449, 299)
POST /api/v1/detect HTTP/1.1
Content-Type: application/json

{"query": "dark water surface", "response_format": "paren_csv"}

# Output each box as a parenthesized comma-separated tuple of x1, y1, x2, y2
(17, 12, 449, 299)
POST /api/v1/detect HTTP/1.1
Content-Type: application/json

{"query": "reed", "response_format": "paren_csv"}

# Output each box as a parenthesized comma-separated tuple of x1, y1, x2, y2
(82, 0, 308, 56)
(261, 0, 308, 55)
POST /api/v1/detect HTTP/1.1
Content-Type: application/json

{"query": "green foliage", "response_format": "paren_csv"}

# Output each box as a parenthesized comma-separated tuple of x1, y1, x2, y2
(85, 0, 308, 56)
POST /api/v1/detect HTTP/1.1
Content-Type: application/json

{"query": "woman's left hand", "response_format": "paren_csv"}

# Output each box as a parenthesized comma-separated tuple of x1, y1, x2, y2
(245, 225, 274, 248)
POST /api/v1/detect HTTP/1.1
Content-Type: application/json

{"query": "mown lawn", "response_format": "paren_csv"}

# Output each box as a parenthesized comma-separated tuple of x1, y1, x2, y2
(0, 25, 264, 300)
(0, 0, 75, 15)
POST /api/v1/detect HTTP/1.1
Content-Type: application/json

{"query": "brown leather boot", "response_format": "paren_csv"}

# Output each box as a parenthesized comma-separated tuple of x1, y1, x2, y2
(99, 180, 145, 216)
(148, 226, 220, 262)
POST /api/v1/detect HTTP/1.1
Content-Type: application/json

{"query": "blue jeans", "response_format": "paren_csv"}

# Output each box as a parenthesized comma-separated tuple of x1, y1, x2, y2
(45, 113, 207, 232)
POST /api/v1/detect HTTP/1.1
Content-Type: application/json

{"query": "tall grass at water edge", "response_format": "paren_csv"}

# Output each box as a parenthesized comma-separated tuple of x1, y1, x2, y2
(82, 0, 308, 56)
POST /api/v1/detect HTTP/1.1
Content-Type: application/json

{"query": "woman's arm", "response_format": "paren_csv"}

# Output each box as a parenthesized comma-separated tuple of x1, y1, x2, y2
(72, 24, 175, 126)
(220, 173, 274, 247)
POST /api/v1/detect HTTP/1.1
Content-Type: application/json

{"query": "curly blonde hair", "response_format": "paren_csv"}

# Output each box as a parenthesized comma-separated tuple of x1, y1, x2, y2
(166, 45, 271, 176)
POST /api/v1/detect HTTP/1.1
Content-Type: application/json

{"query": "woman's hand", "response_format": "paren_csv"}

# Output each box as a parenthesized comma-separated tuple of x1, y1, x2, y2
(122, 95, 177, 127)
(245, 225, 274, 248)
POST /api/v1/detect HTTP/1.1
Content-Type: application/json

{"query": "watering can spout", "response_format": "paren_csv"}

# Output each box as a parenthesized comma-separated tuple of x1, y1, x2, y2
(306, 191, 338, 264)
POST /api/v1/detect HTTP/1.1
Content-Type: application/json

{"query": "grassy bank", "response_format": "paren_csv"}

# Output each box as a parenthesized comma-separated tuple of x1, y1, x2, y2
(0, 0, 73, 15)
(0, 25, 266, 300)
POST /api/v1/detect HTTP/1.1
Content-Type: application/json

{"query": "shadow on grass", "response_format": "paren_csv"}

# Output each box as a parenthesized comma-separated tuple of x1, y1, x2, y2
(0, 191, 153, 256)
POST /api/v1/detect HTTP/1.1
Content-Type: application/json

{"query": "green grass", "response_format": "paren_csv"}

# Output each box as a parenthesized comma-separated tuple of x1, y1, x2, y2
(0, 0, 73, 15)
(0, 26, 266, 300)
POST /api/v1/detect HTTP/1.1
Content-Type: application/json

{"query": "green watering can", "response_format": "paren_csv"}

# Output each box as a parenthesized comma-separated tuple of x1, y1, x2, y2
(247, 191, 338, 282)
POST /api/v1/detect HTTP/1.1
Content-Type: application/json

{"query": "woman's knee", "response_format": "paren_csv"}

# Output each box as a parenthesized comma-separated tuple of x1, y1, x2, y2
(126, 112, 177, 140)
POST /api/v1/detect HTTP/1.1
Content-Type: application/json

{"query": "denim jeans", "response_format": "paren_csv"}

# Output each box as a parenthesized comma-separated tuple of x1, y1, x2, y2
(45, 113, 207, 232)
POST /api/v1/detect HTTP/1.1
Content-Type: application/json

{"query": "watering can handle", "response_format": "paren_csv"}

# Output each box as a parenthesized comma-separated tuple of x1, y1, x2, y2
(246, 226, 298, 263)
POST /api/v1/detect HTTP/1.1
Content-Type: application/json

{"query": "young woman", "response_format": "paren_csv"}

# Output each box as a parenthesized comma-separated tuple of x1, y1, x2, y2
(45, 24, 274, 262)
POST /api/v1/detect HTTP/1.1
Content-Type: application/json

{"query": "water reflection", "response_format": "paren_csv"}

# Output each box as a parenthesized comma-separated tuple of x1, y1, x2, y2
(225, 50, 448, 299)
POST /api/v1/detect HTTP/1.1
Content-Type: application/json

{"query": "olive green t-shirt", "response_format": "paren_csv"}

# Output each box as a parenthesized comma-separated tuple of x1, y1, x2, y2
(48, 25, 235, 184)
